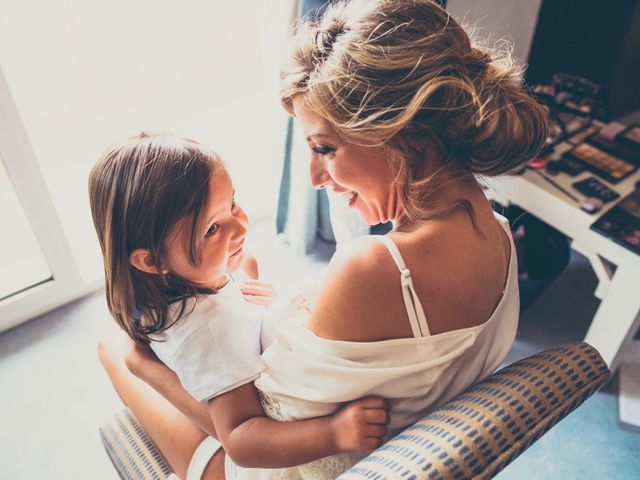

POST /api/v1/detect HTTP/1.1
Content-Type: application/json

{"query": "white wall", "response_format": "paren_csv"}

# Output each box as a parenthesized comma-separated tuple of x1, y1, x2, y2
(0, 0, 292, 286)
(447, 0, 543, 66)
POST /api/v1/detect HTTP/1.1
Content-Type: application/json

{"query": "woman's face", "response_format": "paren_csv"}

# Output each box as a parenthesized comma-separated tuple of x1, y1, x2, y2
(292, 96, 399, 225)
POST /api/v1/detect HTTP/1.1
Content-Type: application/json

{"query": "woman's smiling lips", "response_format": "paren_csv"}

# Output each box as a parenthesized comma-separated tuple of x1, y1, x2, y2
(230, 243, 244, 257)
(346, 191, 358, 207)
(332, 187, 359, 207)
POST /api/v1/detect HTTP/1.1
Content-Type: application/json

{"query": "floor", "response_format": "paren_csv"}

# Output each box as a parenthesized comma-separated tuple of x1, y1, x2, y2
(0, 218, 638, 479)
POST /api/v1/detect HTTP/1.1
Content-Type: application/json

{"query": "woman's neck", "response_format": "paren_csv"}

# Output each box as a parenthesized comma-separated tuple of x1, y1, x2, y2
(393, 175, 484, 233)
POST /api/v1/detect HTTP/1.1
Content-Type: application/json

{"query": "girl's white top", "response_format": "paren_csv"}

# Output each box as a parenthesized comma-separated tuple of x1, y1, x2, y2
(147, 279, 265, 401)
(227, 212, 520, 479)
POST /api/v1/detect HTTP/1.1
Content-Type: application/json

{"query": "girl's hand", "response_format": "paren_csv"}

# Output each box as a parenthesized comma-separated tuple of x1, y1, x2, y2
(240, 279, 277, 307)
(330, 396, 390, 453)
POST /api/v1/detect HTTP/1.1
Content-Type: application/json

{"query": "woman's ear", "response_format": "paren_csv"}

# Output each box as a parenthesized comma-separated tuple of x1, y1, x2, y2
(129, 248, 162, 275)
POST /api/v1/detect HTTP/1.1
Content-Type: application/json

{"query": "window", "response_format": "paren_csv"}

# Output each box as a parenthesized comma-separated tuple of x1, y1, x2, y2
(0, 0, 292, 330)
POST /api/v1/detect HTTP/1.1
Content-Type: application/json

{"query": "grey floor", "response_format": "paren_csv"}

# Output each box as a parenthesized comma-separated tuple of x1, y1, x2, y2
(1, 218, 638, 479)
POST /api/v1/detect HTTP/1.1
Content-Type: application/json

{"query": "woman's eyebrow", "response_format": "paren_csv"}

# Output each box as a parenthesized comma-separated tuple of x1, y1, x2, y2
(306, 133, 334, 142)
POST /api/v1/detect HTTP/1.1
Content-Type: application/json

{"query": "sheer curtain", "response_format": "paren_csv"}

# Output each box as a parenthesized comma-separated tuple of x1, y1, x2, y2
(275, 0, 372, 254)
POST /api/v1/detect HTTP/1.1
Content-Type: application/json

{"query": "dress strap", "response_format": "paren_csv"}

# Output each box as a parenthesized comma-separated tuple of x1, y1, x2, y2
(376, 235, 430, 337)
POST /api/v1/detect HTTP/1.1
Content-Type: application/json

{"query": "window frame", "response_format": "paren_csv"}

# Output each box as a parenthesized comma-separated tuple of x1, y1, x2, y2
(0, 67, 99, 333)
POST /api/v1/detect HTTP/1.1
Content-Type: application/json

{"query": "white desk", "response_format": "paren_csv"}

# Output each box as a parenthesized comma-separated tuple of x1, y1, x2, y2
(486, 145, 640, 370)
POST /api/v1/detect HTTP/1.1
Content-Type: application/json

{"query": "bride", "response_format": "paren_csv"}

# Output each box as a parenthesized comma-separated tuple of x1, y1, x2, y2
(99, 0, 548, 478)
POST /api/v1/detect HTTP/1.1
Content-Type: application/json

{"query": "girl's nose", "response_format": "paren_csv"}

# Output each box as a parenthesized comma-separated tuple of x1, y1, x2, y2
(309, 156, 330, 190)
(234, 208, 248, 238)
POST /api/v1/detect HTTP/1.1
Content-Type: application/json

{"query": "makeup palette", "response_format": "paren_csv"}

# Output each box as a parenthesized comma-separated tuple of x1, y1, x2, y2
(567, 123, 601, 145)
(591, 188, 640, 255)
(616, 124, 640, 152)
(590, 132, 640, 166)
(563, 142, 636, 183)
(572, 177, 619, 203)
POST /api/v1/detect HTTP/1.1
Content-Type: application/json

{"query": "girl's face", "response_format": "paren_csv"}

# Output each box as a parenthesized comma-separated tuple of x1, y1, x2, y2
(292, 96, 399, 225)
(164, 163, 248, 289)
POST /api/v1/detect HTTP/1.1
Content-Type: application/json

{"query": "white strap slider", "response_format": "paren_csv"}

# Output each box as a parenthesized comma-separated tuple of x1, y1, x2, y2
(401, 268, 412, 286)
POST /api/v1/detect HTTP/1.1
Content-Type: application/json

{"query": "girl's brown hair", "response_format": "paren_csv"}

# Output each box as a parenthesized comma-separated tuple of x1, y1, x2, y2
(89, 132, 218, 344)
(281, 0, 549, 225)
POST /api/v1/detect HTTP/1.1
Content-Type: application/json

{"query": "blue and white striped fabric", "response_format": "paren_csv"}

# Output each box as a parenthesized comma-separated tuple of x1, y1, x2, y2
(99, 342, 609, 480)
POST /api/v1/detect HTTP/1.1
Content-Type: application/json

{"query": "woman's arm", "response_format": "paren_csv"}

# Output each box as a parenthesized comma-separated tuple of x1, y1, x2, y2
(209, 383, 388, 468)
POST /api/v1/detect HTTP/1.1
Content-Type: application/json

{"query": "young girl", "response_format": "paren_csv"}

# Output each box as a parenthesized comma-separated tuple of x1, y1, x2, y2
(89, 132, 390, 478)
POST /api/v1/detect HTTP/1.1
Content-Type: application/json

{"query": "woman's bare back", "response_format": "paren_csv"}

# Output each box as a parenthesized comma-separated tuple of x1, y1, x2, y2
(307, 192, 511, 342)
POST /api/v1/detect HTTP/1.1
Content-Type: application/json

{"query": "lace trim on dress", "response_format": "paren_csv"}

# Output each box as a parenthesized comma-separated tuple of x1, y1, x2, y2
(259, 391, 354, 479)
(292, 293, 313, 314)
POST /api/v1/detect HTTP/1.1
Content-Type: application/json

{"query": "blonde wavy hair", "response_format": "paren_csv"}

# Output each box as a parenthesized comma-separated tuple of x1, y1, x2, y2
(281, 0, 549, 225)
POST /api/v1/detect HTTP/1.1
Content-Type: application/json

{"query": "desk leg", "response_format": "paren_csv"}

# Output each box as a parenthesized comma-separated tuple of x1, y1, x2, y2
(583, 264, 640, 370)
(571, 240, 613, 300)
(619, 340, 640, 429)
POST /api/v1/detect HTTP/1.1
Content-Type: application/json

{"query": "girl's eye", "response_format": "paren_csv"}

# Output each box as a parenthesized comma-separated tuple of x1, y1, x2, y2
(205, 223, 219, 237)
(231, 197, 237, 211)
(311, 145, 335, 156)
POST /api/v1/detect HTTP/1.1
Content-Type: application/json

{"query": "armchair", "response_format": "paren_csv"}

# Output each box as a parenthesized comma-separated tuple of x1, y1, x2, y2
(99, 342, 610, 479)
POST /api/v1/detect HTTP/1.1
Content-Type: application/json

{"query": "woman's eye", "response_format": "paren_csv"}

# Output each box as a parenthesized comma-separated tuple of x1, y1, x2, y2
(231, 197, 237, 211)
(205, 223, 219, 237)
(311, 145, 335, 156)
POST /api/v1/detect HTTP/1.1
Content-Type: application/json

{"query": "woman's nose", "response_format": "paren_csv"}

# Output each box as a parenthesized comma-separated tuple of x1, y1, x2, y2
(309, 156, 330, 190)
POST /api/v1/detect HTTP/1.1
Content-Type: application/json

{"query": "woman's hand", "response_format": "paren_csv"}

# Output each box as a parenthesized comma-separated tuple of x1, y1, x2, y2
(240, 279, 277, 307)
(330, 396, 390, 453)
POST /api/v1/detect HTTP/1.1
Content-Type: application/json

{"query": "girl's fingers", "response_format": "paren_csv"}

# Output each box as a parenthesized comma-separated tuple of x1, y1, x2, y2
(364, 437, 384, 450)
(364, 408, 390, 425)
(240, 281, 276, 296)
(356, 395, 387, 409)
(365, 424, 388, 438)
(242, 292, 276, 302)
(240, 279, 275, 290)
(243, 295, 274, 306)
(241, 288, 276, 297)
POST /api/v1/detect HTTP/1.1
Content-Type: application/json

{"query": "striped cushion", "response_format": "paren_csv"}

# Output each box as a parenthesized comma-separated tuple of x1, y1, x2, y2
(100, 409, 172, 480)
(99, 342, 609, 480)
(338, 342, 610, 480)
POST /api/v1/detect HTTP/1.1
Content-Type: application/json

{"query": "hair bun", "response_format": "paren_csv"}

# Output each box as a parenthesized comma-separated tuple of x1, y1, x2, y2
(281, 0, 550, 223)
(314, 29, 334, 53)
(314, 11, 349, 58)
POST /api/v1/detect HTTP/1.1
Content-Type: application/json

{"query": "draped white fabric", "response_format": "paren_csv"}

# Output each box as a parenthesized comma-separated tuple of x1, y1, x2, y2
(228, 213, 520, 479)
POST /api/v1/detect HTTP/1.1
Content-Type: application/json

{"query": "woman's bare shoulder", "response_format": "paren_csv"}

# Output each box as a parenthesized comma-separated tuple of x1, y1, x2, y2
(306, 236, 414, 342)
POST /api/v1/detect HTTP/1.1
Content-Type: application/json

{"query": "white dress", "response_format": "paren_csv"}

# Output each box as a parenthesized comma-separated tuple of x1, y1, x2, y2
(226, 212, 520, 479)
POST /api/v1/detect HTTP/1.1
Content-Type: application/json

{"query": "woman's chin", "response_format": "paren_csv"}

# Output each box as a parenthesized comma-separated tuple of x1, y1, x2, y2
(359, 208, 382, 226)
(348, 195, 388, 225)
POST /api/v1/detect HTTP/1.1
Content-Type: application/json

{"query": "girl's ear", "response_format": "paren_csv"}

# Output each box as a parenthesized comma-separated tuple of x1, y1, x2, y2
(129, 248, 162, 275)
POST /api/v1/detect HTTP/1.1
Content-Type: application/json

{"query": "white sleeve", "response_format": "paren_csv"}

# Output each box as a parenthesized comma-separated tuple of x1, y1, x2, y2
(152, 308, 264, 402)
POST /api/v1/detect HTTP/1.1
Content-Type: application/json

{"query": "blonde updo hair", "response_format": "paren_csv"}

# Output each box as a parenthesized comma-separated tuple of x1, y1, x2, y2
(281, 0, 549, 224)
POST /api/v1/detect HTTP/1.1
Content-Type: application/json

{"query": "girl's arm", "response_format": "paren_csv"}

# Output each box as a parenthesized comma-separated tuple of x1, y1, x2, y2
(126, 342, 389, 468)
(125, 342, 217, 438)
(210, 383, 388, 468)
